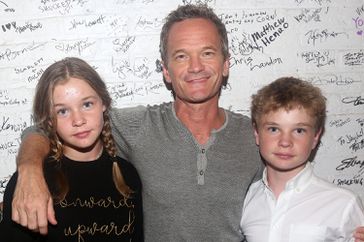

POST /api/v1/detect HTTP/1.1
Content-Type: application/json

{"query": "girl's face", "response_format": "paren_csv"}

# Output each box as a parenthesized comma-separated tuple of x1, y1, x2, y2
(52, 77, 106, 161)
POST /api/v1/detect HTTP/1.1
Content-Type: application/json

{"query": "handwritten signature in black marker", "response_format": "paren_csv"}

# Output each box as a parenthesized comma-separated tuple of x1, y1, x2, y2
(342, 96, 364, 106)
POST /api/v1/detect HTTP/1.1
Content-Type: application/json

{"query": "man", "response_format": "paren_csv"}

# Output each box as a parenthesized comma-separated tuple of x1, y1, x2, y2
(11, 4, 262, 241)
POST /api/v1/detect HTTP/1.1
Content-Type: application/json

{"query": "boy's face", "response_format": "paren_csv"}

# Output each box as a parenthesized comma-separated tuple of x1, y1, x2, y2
(254, 107, 322, 176)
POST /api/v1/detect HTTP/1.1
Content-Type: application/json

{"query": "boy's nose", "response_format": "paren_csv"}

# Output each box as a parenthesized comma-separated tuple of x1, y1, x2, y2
(278, 133, 293, 147)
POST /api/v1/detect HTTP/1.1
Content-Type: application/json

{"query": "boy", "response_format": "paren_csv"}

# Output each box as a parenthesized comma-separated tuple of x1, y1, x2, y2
(241, 77, 364, 241)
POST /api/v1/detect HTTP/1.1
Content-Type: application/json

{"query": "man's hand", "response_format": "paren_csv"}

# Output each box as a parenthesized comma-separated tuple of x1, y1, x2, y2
(12, 166, 57, 235)
(11, 132, 53, 234)
(354, 226, 364, 242)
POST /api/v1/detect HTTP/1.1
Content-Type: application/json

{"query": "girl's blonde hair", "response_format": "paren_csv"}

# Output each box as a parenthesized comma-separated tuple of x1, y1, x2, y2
(34, 57, 133, 203)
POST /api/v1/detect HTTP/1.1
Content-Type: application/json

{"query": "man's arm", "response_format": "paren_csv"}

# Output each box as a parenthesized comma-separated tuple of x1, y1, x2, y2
(12, 132, 56, 235)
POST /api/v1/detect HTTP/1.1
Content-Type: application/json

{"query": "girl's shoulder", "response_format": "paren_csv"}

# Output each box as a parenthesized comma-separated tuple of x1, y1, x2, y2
(114, 156, 142, 191)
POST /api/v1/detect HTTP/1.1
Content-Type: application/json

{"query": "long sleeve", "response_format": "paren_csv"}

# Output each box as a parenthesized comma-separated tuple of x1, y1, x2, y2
(340, 194, 364, 242)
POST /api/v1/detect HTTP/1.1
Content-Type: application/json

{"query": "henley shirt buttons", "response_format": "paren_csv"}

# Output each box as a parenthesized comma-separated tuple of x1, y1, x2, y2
(199, 170, 204, 176)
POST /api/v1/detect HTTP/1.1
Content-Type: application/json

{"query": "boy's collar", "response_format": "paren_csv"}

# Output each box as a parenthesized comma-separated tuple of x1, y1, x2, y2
(262, 162, 314, 193)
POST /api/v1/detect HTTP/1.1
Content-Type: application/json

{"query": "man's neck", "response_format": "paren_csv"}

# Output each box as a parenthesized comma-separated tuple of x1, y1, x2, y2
(174, 99, 225, 145)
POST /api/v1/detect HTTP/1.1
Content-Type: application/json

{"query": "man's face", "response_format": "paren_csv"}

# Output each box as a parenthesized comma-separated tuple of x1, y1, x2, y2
(162, 18, 229, 104)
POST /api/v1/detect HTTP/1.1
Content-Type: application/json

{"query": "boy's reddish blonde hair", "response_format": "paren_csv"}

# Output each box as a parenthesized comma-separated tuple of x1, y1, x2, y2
(251, 77, 326, 133)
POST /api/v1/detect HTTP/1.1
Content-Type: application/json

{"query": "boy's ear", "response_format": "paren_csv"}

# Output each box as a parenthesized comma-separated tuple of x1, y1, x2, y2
(253, 124, 260, 146)
(312, 128, 323, 149)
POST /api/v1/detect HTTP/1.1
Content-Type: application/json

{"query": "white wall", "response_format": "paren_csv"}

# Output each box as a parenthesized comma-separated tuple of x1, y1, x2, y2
(0, 0, 363, 202)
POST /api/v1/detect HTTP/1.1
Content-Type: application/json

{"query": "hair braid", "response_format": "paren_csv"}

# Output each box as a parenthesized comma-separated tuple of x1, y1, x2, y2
(102, 112, 133, 198)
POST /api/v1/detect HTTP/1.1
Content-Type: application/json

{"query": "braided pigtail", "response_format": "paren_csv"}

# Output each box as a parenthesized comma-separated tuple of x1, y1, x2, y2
(102, 112, 133, 198)
(42, 119, 68, 204)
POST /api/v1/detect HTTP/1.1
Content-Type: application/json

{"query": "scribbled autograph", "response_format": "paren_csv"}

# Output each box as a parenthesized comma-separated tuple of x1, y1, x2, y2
(342, 96, 364, 106)
(336, 156, 364, 171)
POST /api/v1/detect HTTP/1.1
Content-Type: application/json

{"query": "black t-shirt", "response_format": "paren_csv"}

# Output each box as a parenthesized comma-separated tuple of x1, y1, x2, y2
(0, 152, 143, 242)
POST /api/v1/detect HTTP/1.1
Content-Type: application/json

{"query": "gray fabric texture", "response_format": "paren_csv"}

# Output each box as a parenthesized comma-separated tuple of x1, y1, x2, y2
(109, 102, 262, 242)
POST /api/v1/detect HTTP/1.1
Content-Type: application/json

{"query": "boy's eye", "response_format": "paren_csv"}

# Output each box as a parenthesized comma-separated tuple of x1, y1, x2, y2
(267, 127, 278, 132)
(295, 128, 306, 134)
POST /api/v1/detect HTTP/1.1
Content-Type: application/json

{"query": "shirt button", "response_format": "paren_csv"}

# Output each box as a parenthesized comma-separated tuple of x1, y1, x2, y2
(201, 149, 205, 153)
(273, 223, 280, 229)
(199, 170, 204, 176)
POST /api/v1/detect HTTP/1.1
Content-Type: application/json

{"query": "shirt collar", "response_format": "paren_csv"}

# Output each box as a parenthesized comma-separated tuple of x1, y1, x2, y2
(262, 162, 314, 193)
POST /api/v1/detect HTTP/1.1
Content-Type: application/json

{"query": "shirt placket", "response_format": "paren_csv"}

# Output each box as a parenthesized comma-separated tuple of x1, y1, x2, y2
(197, 147, 207, 185)
(268, 189, 291, 242)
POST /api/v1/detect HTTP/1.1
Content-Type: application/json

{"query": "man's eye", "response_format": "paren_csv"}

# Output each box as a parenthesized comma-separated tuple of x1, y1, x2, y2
(175, 53, 187, 61)
(203, 51, 215, 57)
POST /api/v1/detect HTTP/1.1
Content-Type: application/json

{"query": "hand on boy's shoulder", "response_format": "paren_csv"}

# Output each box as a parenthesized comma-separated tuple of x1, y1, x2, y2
(354, 226, 364, 242)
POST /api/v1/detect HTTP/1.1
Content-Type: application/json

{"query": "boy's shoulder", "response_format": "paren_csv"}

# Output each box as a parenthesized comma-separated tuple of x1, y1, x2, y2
(312, 174, 359, 200)
(246, 178, 265, 197)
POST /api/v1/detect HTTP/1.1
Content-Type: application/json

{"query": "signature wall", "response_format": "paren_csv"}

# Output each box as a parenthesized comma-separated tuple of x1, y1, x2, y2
(0, 0, 363, 201)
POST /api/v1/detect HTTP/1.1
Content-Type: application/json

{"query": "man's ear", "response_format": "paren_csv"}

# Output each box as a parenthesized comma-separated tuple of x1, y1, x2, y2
(222, 58, 229, 77)
(162, 61, 171, 84)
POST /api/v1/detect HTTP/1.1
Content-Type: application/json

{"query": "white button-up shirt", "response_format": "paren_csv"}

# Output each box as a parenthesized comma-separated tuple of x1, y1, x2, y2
(240, 163, 364, 242)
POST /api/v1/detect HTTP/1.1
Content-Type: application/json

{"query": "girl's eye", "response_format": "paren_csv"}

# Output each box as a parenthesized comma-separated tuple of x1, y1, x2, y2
(56, 108, 68, 116)
(83, 101, 93, 109)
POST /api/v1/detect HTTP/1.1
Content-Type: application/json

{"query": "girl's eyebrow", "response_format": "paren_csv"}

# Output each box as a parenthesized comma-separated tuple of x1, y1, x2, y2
(53, 95, 98, 106)
(81, 95, 98, 100)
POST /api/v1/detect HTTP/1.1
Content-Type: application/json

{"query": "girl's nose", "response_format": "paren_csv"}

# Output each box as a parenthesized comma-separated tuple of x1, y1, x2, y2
(72, 112, 86, 127)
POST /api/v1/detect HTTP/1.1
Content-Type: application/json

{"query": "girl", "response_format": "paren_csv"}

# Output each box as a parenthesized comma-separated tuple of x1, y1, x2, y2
(0, 57, 143, 241)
